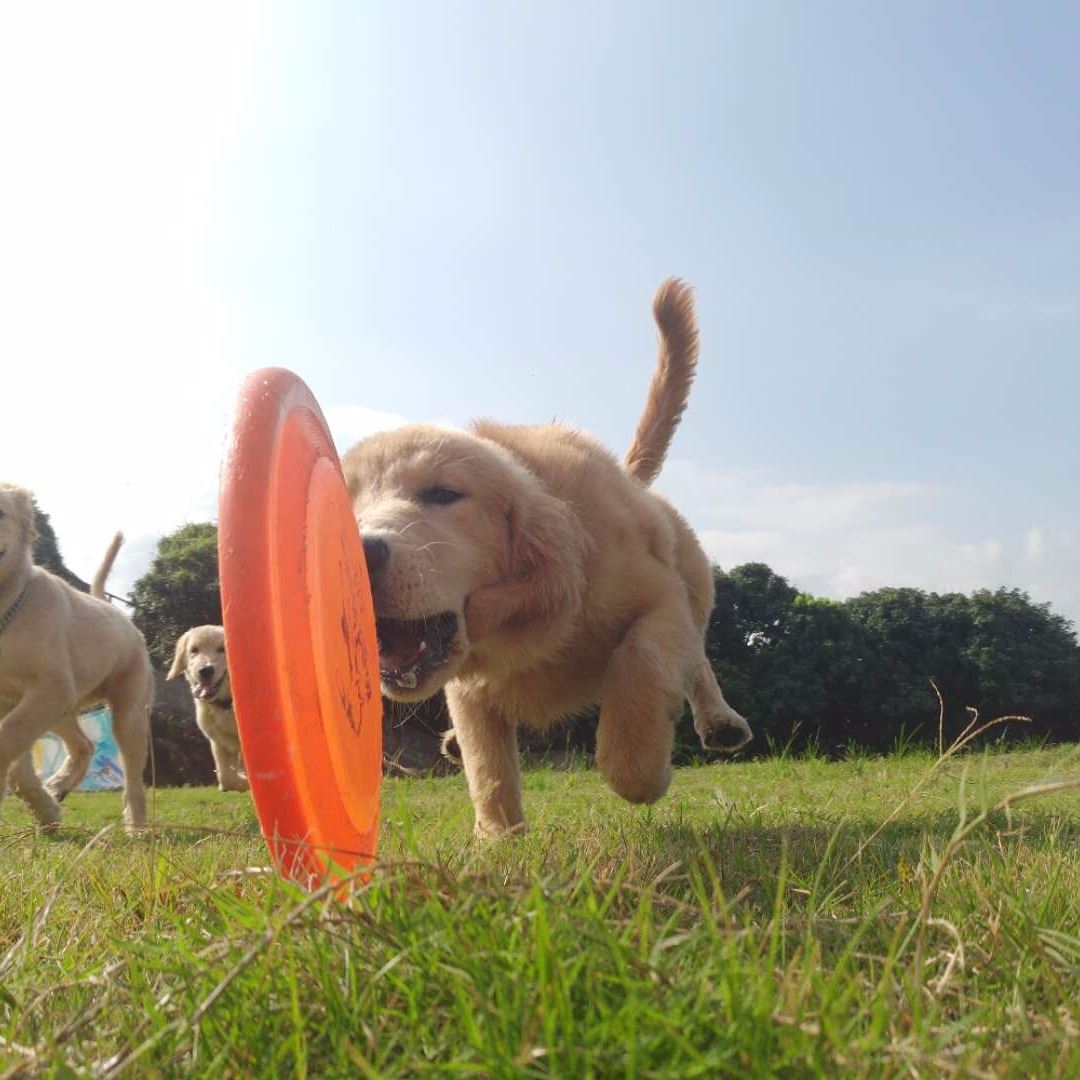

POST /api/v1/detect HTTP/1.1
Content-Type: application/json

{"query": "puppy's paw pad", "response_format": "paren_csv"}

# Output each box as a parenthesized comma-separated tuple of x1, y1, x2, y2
(440, 728, 462, 766)
(698, 715, 753, 753)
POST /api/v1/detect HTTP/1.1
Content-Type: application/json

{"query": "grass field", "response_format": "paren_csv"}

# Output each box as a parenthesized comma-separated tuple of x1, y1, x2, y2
(2, 743, 1080, 1077)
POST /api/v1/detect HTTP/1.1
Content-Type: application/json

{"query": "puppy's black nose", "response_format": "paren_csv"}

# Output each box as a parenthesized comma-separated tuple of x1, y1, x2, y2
(198, 664, 215, 681)
(362, 536, 390, 579)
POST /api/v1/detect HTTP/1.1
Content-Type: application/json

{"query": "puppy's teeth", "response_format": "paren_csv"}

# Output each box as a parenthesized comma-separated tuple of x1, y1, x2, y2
(397, 670, 418, 689)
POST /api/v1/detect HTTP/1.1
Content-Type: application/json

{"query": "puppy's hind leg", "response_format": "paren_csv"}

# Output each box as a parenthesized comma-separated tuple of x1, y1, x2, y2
(110, 679, 151, 832)
(43, 713, 95, 801)
(595, 598, 697, 805)
(688, 655, 752, 753)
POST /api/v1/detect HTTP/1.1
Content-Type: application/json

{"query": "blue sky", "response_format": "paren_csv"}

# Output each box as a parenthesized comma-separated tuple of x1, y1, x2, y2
(2, 2, 1078, 626)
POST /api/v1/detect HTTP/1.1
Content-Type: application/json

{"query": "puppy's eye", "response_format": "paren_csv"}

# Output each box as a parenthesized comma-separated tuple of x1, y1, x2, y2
(418, 487, 465, 506)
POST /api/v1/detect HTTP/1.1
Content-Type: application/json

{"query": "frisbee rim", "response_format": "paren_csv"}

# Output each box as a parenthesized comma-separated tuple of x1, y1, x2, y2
(218, 367, 381, 887)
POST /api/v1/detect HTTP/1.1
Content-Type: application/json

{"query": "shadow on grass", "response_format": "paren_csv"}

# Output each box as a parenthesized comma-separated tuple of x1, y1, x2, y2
(548, 809, 1080, 917)
(0, 818, 264, 850)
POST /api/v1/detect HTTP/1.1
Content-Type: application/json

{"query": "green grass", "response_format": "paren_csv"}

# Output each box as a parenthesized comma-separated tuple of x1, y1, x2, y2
(2, 745, 1080, 1077)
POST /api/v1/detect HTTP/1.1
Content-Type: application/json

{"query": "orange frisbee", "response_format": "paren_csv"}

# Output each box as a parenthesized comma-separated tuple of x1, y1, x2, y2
(218, 368, 382, 888)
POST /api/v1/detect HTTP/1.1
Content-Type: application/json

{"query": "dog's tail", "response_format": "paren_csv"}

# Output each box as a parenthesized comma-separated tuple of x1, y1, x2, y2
(623, 278, 699, 487)
(91, 532, 124, 599)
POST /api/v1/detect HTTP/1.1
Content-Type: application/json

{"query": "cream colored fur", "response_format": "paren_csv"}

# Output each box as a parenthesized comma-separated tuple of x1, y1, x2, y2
(0, 484, 152, 830)
(341, 279, 751, 838)
(167, 625, 247, 793)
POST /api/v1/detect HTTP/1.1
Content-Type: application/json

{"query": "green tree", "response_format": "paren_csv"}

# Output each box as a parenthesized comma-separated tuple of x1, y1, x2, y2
(704, 563, 802, 752)
(962, 588, 1080, 736)
(844, 588, 973, 738)
(706, 568, 880, 754)
(706, 570, 1080, 755)
(130, 523, 221, 667)
(765, 594, 877, 751)
(714, 561, 800, 650)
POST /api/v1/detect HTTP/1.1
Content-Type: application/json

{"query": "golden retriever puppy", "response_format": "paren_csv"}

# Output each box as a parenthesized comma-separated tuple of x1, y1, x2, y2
(167, 625, 248, 792)
(0, 485, 152, 830)
(341, 279, 751, 838)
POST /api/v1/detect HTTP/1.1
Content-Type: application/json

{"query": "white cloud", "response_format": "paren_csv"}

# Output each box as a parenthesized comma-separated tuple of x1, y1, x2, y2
(1025, 527, 1046, 564)
(656, 461, 1080, 629)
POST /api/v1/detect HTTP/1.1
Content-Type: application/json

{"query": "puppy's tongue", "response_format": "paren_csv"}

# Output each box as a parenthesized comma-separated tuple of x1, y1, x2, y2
(376, 613, 458, 679)
(377, 621, 426, 673)
(194, 685, 212, 700)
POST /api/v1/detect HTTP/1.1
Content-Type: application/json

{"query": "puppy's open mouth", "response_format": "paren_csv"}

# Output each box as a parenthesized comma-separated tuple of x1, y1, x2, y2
(194, 675, 226, 702)
(376, 611, 458, 693)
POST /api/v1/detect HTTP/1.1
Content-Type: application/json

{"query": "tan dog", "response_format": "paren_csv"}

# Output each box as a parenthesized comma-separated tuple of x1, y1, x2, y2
(0, 484, 152, 830)
(342, 279, 751, 838)
(167, 625, 247, 792)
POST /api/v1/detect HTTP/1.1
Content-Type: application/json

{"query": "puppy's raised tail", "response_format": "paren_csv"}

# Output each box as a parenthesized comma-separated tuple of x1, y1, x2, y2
(623, 278, 699, 487)
(91, 532, 124, 599)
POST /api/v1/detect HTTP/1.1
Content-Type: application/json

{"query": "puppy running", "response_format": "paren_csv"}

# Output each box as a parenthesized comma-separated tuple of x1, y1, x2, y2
(167, 625, 247, 792)
(342, 279, 751, 838)
(0, 485, 152, 830)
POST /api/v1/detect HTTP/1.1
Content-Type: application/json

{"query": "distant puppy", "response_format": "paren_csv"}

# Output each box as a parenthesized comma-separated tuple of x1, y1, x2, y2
(342, 279, 752, 839)
(167, 625, 247, 792)
(0, 484, 152, 830)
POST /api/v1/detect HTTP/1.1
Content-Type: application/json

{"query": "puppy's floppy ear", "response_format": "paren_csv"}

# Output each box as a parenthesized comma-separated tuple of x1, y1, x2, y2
(167, 630, 190, 680)
(507, 488, 586, 617)
(12, 487, 39, 546)
(465, 484, 586, 641)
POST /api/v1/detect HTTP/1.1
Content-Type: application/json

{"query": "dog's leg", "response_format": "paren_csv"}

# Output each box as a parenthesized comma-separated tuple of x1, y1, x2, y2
(444, 685, 525, 838)
(0, 689, 70, 820)
(43, 714, 94, 801)
(224, 746, 249, 792)
(208, 735, 230, 790)
(687, 656, 752, 753)
(211, 739, 249, 792)
(109, 684, 150, 832)
(595, 599, 698, 805)
(7, 752, 62, 827)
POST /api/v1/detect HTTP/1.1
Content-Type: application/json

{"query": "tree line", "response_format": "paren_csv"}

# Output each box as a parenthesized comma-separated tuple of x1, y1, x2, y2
(700, 562, 1079, 756)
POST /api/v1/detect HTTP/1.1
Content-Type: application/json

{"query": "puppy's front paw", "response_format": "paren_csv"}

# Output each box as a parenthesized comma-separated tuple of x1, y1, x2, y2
(473, 817, 528, 840)
(696, 710, 753, 754)
(440, 727, 462, 766)
(35, 803, 62, 829)
(43, 779, 70, 803)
